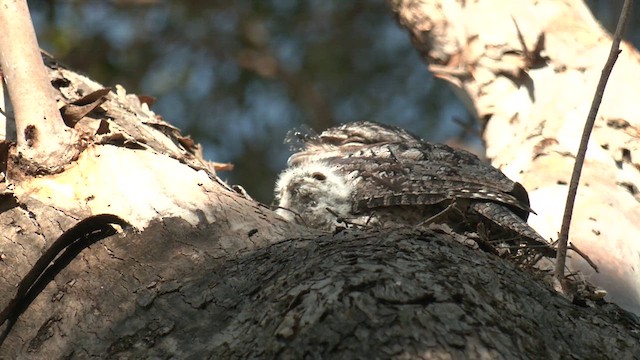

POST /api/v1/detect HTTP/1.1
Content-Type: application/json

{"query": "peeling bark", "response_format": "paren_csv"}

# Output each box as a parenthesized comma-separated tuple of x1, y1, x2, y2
(0, 53, 298, 356)
(1, 2, 640, 358)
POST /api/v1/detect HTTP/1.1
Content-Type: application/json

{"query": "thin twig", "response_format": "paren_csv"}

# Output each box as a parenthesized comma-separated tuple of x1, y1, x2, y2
(415, 200, 459, 228)
(325, 207, 372, 229)
(568, 242, 599, 273)
(274, 206, 308, 226)
(555, 0, 633, 283)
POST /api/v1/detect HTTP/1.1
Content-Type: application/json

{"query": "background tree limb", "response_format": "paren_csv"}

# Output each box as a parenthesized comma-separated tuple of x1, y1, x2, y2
(389, 0, 640, 315)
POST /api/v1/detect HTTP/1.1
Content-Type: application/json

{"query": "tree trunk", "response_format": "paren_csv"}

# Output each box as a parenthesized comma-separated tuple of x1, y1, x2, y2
(1, 1, 640, 358)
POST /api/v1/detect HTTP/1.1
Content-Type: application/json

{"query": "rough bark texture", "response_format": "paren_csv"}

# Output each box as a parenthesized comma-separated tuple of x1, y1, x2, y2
(2, 1, 640, 359)
(2, 221, 640, 359)
(0, 54, 299, 357)
(389, 0, 640, 314)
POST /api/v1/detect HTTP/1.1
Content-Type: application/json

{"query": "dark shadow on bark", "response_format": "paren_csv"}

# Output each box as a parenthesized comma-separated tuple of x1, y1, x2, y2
(3, 216, 637, 358)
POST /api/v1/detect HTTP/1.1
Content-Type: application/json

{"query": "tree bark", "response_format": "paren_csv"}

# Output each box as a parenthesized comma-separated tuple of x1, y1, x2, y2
(0, 0, 77, 172)
(1, 1, 640, 358)
(2, 216, 640, 358)
(389, 0, 640, 314)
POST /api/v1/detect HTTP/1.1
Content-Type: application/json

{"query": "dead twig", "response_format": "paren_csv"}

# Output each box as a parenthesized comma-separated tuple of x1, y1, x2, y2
(568, 242, 600, 273)
(325, 207, 373, 229)
(555, 0, 633, 284)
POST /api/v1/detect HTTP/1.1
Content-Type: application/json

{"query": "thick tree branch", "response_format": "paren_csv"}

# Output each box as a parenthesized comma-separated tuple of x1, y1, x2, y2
(1, 2, 639, 358)
(3, 218, 640, 357)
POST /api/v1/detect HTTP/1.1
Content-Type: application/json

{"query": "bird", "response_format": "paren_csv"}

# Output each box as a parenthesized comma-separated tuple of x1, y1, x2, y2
(275, 121, 555, 258)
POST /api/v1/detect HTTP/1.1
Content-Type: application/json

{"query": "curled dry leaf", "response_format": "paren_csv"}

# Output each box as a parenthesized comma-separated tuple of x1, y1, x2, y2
(60, 88, 112, 127)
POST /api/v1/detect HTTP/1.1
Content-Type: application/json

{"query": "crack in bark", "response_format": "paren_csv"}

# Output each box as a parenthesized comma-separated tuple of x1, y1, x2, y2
(0, 214, 129, 347)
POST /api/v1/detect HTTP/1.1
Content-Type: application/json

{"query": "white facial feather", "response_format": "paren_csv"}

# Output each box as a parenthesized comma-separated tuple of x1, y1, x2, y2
(275, 161, 352, 229)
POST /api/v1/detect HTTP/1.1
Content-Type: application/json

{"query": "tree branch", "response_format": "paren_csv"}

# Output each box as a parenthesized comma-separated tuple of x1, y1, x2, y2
(555, 0, 634, 283)
(0, 0, 77, 173)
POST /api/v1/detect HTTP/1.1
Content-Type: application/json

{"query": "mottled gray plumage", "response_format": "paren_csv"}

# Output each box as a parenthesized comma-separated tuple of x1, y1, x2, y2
(275, 121, 555, 257)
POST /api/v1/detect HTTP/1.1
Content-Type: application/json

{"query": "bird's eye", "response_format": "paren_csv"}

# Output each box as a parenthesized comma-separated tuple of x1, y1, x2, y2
(311, 172, 327, 181)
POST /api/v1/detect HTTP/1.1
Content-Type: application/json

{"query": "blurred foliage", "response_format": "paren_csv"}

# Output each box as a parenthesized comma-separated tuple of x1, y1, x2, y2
(31, 0, 640, 203)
